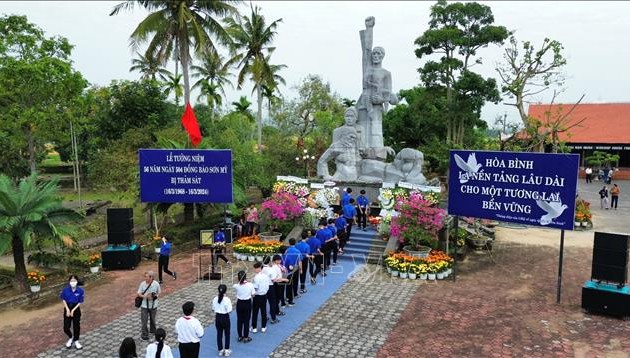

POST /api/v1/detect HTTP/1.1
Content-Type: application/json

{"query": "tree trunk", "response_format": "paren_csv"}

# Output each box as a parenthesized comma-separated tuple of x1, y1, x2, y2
(180, 37, 191, 106)
(256, 85, 263, 151)
(184, 203, 194, 224)
(27, 126, 37, 175)
(12, 235, 28, 291)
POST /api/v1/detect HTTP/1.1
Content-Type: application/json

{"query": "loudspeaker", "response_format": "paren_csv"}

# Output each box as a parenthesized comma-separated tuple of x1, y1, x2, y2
(107, 208, 133, 221)
(107, 219, 133, 233)
(591, 232, 629, 284)
(101, 244, 141, 270)
(582, 285, 630, 318)
(108, 230, 134, 246)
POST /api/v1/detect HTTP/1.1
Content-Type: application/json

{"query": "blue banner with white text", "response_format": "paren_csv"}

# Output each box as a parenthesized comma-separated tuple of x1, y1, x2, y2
(139, 149, 233, 203)
(448, 150, 579, 230)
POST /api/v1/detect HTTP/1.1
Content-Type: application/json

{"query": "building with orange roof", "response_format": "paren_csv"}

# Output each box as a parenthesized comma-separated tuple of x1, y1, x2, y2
(528, 103, 630, 171)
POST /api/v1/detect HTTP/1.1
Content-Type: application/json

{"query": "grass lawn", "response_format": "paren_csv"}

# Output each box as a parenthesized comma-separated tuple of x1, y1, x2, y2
(41, 151, 66, 167)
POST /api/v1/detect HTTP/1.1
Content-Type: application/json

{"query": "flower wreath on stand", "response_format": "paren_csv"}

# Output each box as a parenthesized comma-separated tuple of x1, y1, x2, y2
(390, 192, 447, 250)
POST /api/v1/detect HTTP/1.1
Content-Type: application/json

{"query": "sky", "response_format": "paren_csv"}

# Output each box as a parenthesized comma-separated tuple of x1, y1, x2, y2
(2, 1, 630, 127)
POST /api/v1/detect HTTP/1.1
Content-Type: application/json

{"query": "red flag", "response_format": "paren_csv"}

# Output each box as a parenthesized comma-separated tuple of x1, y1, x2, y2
(181, 102, 202, 147)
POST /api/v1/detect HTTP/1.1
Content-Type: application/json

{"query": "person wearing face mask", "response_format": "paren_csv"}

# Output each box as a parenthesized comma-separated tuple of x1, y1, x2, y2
(60, 274, 84, 350)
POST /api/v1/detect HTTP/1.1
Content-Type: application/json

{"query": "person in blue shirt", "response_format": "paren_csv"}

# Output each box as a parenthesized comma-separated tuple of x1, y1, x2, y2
(60, 274, 85, 350)
(158, 236, 177, 283)
(341, 187, 353, 206)
(306, 231, 323, 283)
(282, 238, 302, 306)
(335, 214, 348, 254)
(296, 232, 312, 294)
(212, 228, 230, 271)
(342, 198, 358, 241)
(326, 219, 339, 267)
(356, 189, 370, 231)
(315, 221, 332, 274)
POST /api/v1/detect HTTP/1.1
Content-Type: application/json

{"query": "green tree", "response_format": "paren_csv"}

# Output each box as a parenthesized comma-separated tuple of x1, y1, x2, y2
(231, 96, 254, 121)
(129, 51, 173, 81)
(191, 52, 232, 117)
(0, 15, 87, 176)
(111, 0, 238, 106)
(162, 72, 184, 105)
(0, 175, 82, 291)
(496, 36, 566, 130)
(226, 5, 282, 149)
(414, 0, 508, 145)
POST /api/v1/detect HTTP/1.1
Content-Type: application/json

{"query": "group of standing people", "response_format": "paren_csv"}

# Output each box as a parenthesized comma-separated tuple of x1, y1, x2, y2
(599, 184, 621, 210)
(585, 166, 615, 184)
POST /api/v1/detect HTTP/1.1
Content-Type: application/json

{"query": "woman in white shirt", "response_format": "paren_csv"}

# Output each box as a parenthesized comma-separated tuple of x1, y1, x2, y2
(233, 270, 255, 343)
(212, 284, 232, 357)
(145, 328, 173, 358)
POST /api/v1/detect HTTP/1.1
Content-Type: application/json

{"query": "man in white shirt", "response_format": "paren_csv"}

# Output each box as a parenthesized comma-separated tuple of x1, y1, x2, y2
(137, 271, 161, 341)
(251, 262, 272, 333)
(175, 301, 204, 358)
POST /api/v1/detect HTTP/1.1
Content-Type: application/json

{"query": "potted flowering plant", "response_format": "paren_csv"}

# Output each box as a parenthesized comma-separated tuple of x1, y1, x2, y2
(398, 262, 411, 279)
(575, 199, 593, 229)
(27, 271, 46, 292)
(87, 253, 102, 273)
(391, 192, 446, 258)
(261, 191, 304, 239)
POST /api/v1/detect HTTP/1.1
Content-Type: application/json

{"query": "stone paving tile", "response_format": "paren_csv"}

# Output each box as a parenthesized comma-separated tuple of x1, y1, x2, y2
(377, 240, 630, 357)
(270, 265, 419, 358)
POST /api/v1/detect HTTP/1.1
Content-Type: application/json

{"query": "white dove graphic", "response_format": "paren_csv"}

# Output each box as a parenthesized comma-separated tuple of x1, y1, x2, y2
(454, 153, 482, 183)
(536, 197, 567, 225)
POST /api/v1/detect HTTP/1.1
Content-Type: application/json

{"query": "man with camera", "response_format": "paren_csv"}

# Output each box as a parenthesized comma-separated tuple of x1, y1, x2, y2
(137, 271, 161, 341)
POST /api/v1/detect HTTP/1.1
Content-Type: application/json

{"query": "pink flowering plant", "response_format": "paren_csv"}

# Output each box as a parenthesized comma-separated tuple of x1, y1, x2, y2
(261, 191, 304, 232)
(390, 192, 447, 249)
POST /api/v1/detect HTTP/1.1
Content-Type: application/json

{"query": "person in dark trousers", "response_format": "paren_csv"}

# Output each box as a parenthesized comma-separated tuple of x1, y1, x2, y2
(271, 255, 287, 316)
(233, 271, 254, 343)
(306, 231, 323, 283)
(335, 213, 348, 254)
(60, 274, 84, 350)
(213, 228, 230, 270)
(282, 238, 302, 306)
(611, 183, 621, 209)
(175, 301, 204, 358)
(262, 256, 284, 324)
(599, 186, 610, 209)
(356, 189, 370, 231)
(251, 262, 271, 334)
(341, 187, 353, 206)
(326, 219, 339, 266)
(212, 284, 232, 357)
(342, 198, 358, 242)
(315, 221, 332, 274)
(137, 271, 161, 341)
(157, 237, 177, 283)
(296, 232, 311, 294)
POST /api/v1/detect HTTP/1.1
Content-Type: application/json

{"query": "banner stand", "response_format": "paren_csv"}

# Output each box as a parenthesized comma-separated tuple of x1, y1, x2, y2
(557, 229, 566, 303)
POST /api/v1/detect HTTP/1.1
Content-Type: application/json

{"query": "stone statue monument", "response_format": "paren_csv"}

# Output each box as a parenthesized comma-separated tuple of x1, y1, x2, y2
(357, 16, 398, 161)
(316, 16, 427, 185)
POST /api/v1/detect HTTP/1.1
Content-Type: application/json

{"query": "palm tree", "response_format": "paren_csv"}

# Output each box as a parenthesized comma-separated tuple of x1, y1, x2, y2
(0, 175, 81, 291)
(191, 52, 232, 117)
(231, 96, 254, 120)
(162, 72, 184, 106)
(129, 51, 173, 81)
(226, 5, 282, 150)
(111, 0, 238, 106)
(260, 55, 286, 117)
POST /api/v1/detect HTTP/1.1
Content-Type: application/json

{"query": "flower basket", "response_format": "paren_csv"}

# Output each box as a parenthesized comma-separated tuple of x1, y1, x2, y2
(86, 253, 102, 268)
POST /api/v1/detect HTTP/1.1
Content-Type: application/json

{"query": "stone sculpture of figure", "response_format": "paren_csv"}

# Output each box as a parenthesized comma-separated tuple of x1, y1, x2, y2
(357, 16, 398, 161)
(333, 107, 363, 152)
(358, 148, 427, 185)
(317, 126, 361, 181)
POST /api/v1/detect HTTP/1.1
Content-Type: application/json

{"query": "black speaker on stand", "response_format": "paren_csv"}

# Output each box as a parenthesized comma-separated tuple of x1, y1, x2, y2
(582, 232, 630, 318)
(107, 208, 134, 247)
